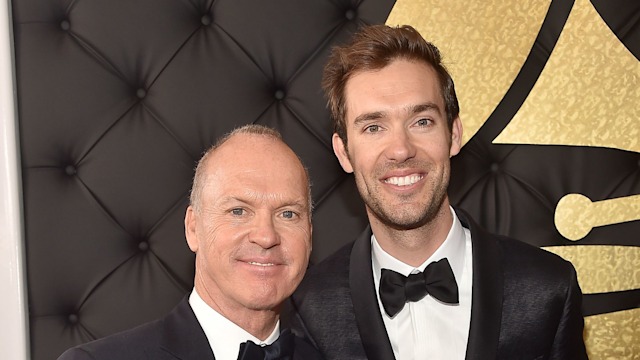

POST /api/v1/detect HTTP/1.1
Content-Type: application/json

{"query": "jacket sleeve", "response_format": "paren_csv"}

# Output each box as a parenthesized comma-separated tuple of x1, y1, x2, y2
(549, 265, 589, 360)
(57, 347, 97, 360)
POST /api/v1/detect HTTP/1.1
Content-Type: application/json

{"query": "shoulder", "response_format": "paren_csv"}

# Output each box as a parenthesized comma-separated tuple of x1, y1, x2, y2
(57, 319, 164, 360)
(475, 229, 580, 306)
(457, 207, 577, 284)
(289, 239, 358, 325)
(494, 233, 577, 282)
(308, 240, 354, 276)
(295, 241, 354, 295)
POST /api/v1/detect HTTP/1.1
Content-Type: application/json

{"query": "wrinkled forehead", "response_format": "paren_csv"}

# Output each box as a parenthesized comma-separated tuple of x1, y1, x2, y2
(209, 134, 303, 174)
(203, 135, 310, 201)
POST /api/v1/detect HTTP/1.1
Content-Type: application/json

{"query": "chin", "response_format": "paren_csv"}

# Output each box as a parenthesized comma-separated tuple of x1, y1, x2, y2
(244, 287, 290, 310)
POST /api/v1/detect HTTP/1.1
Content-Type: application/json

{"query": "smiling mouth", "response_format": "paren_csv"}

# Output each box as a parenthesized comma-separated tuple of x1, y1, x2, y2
(247, 261, 276, 267)
(384, 174, 423, 186)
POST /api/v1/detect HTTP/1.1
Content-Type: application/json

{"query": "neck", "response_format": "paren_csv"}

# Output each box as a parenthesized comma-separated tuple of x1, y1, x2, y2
(194, 278, 279, 340)
(369, 205, 453, 267)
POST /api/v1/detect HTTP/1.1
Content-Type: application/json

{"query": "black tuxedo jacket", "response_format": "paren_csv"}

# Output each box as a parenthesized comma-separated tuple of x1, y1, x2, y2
(288, 210, 588, 360)
(58, 296, 323, 360)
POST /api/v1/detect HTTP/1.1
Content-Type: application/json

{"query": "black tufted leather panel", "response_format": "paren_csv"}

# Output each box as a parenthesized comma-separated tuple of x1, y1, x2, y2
(12, 0, 640, 359)
(13, 0, 394, 359)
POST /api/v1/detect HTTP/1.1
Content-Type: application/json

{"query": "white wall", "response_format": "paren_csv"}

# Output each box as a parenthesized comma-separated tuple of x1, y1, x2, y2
(0, 0, 29, 358)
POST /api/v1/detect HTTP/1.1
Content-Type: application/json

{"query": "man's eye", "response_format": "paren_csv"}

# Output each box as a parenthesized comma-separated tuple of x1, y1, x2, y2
(364, 125, 380, 133)
(231, 208, 245, 216)
(282, 210, 296, 219)
(416, 118, 431, 126)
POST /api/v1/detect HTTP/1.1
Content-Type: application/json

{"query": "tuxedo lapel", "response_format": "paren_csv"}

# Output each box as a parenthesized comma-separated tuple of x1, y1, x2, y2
(159, 297, 216, 360)
(349, 226, 396, 360)
(457, 210, 503, 360)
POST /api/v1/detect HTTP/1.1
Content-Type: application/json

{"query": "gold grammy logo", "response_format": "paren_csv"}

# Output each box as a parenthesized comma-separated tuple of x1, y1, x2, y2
(555, 193, 640, 241)
(387, 0, 640, 358)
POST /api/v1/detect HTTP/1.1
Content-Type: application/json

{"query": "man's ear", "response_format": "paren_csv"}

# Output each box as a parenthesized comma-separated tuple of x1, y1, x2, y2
(332, 133, 354, 173)
(449, 116, 463, 157)
(184, 206, 198, 253)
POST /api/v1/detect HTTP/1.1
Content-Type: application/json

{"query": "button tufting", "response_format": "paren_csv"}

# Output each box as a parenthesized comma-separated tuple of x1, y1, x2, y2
(64, 165, 77, 176)
(138, 241, 149, 251)
(345, 9, 356, 21)
(490, 163, 499, 173)
(201, 14, 212, 26)
(274, 89, 285, 100)
(136, 88, 147, 99)
(68, 314, 78, 324)
(60, 20, 70, 31)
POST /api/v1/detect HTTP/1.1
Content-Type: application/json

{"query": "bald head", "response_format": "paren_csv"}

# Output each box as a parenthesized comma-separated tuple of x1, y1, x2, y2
(189, 125, 312, 215)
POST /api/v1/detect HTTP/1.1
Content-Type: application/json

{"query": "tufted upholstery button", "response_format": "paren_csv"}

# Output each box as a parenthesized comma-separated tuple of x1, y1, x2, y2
(68, 314, 78, 324)
(60, 20, 70, 31)
(490, 163, 499, 173)
(345, 9, 356, 21)
(138, 241, 149, 251)
(136, 88, 147, 99)
(274, 89, 285, 100)
(201, 14, 212, 26)
(64, 165, 77, 176)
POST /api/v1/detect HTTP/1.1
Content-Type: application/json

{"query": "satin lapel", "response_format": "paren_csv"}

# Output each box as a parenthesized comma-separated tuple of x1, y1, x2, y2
(456, 210, 503, 360)
(160, 296, 216, 360)
(349, 226, 396, 360)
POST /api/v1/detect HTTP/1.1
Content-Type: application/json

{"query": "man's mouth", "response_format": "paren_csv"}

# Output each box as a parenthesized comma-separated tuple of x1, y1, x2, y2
(384, 174, 423, 186)
(247, 261, 275, 267)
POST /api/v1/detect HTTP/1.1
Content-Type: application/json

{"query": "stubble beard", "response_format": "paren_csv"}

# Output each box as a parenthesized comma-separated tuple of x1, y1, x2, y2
(356, 164, 450, 232)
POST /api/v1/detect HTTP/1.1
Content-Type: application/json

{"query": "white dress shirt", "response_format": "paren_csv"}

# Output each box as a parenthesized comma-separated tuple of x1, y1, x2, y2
(189, 289, 280, 360)
(372, 207, 473, 360)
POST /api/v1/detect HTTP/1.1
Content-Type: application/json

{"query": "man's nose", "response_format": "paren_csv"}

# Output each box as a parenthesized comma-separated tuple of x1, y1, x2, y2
(248, 213, 280, 249)
(385, 129, 417, 162)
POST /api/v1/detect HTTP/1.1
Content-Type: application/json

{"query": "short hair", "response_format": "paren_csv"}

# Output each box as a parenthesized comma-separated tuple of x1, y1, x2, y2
(322, 24, 460, 144)
(189, 124, 312, 213)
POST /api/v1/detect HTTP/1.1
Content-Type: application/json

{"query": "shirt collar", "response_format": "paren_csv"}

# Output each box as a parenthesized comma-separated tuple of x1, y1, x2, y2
(189, 289, 280, 360)
(372, 206, 466, 285)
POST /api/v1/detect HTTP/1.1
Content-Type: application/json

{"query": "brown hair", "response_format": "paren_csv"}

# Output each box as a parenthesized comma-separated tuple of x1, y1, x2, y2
(322, 24, 459, 144)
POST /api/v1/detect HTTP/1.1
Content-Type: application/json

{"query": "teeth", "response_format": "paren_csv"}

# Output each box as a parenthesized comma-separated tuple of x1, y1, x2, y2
(248, 262, 274, 266)
(385, 175, 422, 186)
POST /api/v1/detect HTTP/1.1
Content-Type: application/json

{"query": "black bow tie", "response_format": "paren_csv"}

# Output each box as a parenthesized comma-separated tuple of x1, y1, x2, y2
(237, 328, 294, 360)
(379, 258, 459, 317)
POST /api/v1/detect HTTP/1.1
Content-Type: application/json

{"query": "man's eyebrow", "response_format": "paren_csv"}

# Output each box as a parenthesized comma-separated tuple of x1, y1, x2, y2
(353, 111, 386, 126)
(220, 195, 309, 209)
(352, 104, 442, 126)
(217, 196, 249, 206)
(409, 103, 442, 115)
(280, 202, 308, 212)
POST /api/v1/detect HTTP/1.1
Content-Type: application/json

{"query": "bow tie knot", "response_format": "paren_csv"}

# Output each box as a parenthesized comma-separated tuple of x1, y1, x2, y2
(379, 258, 459, 317)
(237, 328, 294, 360)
